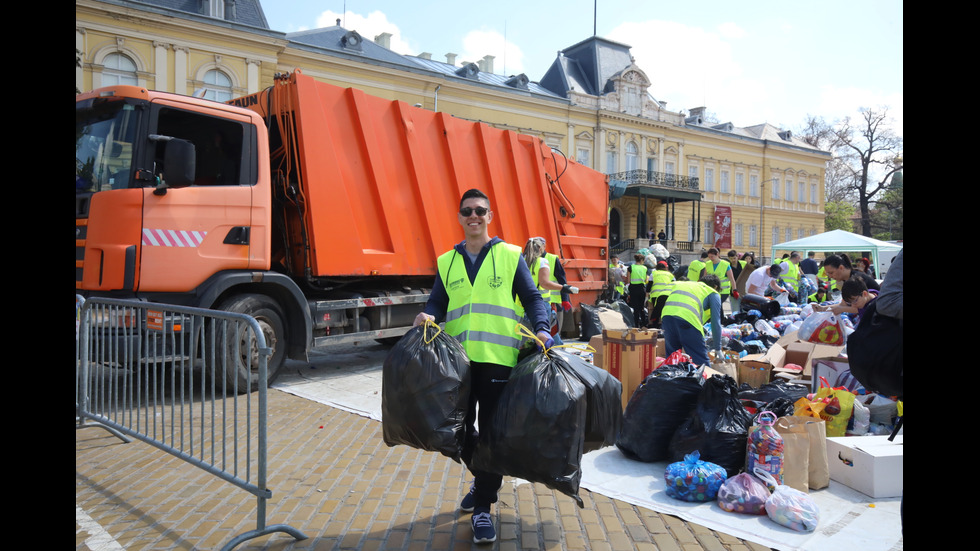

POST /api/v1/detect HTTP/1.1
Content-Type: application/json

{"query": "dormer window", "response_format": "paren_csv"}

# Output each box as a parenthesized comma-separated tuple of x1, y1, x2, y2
(341, 31, 363, 51)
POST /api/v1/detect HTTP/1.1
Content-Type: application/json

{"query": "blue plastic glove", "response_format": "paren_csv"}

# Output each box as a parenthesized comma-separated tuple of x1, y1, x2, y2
(536, 330, 555, 351)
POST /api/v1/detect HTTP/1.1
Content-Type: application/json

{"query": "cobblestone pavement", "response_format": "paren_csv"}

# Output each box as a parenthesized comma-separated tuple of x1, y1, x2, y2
(77, 387, 771, 551)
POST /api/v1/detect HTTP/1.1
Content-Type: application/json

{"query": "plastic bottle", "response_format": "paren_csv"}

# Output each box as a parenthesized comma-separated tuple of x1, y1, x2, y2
(747, 411, 784, 484)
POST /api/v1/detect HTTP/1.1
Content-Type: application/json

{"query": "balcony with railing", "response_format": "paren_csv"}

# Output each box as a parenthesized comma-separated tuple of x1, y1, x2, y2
(607, 170, 701, 192)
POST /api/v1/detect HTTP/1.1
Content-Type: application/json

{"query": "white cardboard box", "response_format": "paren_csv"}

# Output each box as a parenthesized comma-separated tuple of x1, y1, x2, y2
(826, 435, 903, 498)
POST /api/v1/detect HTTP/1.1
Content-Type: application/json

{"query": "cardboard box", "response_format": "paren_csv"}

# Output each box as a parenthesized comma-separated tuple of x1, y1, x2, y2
(589, 334, 604, 369)
(602, 329, 659, 409)
(736, 334, 844, 388)
(826, 435, 903, 498)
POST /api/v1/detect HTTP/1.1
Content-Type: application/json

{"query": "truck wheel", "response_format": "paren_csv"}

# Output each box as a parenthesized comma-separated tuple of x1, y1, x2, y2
(216, 294, 286, 392)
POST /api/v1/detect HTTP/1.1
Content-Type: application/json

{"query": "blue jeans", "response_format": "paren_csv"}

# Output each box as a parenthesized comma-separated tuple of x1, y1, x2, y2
(662, 315, 710, 367)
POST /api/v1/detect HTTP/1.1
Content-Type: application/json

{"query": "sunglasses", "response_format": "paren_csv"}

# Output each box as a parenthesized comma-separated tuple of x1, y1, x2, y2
(459, 206, 489, 217)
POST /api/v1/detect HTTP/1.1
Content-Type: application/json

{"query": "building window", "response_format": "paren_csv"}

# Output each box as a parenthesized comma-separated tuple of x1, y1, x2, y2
(202, 69, 234, 102)
(798, 228, 805, 239)
(721, 171, 730, 194)
(772, 227, 779, 248)
(688, 164, 698, 181)
(785, 179, 793, 202)
(102, 52, 139, 86)
(785, 228, 792, 243)
(625, 142, 638, 171)
(734, 223, 743, 246)
(665, 161, 675, 175)
(687, 219, 695, 241)
(606, 150, 617, 173)
(799, 181, 807, 204)
(749, 225, 757, 247)
(750, 174, 759, 197)
(735, 173, 744, 196)
(704, 220, 712, 244)
(810, 182, 818, 204)
(577, 147, 590, 166)
(772, 177, 780, 199)
(704, 168, 715, 192)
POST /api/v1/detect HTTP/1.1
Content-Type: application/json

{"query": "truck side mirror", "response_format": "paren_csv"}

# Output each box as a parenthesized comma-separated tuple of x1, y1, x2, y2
(163, 138, 196, 188)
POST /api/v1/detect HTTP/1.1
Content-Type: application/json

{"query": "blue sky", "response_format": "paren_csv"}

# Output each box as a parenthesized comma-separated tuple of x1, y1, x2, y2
(262, 1, 903, 135)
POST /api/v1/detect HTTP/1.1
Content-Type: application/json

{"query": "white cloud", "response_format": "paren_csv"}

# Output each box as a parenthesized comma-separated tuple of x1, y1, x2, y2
(314, 10, 417, 55)
(460, 29, 526, 74)
(608, 20, 742, 114)
(717, 22, 746, 39)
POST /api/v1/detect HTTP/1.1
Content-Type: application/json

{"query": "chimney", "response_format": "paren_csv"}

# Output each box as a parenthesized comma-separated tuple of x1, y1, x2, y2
(445, 52, 457, 66)
(478, 55, 495, 74)
(418, 52, 432, 60)
(374, 32, 392, 49)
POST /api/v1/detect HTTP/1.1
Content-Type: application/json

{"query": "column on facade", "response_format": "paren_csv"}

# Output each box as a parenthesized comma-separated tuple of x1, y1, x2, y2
(567, 123, 575, 164)
(174, 46, 188, 96)
(246, 59, 261, 94)
(76, 28, 86, 93)
(153, 41, 169, 92)
(597, 127, 606, 173)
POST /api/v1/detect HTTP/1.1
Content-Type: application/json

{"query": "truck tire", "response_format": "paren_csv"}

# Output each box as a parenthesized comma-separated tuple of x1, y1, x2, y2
(216, 294, 287, 392)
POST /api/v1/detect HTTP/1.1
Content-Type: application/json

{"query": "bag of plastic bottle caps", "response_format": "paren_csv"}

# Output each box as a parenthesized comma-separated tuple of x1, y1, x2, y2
(664, 451, 728, 502)
(717, 472, 771, 515)
(756, 470, 819, 531)
(746, 411, 784, 485)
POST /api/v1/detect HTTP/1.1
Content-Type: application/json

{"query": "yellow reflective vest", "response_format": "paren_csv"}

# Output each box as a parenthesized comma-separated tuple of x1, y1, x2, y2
(705, 260, 733, 295)
(650, 270, 675, 298)
(438, 242, 523, 366)
(687, 259, 705, 282)
(662, 281, 719, 336)
(629, 263, 649, 285)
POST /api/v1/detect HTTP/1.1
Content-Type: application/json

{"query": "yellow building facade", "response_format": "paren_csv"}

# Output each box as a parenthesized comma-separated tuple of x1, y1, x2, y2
(76, 0, 829, 263)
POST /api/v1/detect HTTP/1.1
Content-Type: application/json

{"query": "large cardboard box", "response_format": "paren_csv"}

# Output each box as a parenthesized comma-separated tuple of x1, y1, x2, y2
(589, 334, 604, 369)
(826, 435, 903, 498)
(602, 329, 659, 409)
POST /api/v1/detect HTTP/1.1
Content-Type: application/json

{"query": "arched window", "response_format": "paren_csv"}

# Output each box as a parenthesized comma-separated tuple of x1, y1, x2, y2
(625, 141, 639, 172)
(102, 53, 138, 86)
(202, 69, 234, 102)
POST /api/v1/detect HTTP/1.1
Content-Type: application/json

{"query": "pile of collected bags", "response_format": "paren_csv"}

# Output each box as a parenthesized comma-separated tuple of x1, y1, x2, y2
(616, 360, 829, 532)
(381, 320, 623, 508)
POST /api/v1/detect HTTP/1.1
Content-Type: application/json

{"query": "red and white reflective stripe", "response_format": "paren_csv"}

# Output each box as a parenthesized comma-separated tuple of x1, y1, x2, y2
(142, 228, 207, 247)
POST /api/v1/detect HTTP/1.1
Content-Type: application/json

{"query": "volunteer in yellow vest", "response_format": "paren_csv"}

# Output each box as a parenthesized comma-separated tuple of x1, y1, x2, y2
(687, 251, 708, 281)
(522, 237, 579, 344)
(777, 251, 802, 300)
(661, 274, 723, 367)
(626, 253, 650, 327)
(608, 255, 626, 301)
(648, 261, 675, 328)
(415, 189, 550, 545)
(705, 248, 739, 310)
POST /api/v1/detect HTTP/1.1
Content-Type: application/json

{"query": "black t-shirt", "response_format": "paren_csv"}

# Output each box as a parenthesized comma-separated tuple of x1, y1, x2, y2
(848, 270, 881, 291)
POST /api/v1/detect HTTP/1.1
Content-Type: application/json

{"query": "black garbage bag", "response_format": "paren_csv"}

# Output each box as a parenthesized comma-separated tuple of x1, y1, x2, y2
(760, 396, 796, 418)
(737, 380, 809, 405)
(553, 349, 622, 453)
(580, 303, 602, 340)
(739, 294, 781, 319)
(668, 374, 753, 477)
(470, 351, 587, 507)
(616, 362, 703, 462)
(381, 322, 470, 462)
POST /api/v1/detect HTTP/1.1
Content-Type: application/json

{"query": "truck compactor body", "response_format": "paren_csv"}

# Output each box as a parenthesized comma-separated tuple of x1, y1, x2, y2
(76, 69, 609, 387)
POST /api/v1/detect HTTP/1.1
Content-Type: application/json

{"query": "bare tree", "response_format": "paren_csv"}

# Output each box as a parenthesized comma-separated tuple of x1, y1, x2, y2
(831, 108, 903, 237)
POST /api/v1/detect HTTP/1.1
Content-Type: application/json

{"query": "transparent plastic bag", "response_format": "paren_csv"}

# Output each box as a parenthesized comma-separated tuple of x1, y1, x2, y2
(756, 470, 820, 531)
(717, 472, 771, 514)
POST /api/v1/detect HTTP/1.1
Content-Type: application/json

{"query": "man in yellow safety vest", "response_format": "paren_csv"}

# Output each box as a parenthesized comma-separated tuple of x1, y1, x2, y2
(661, 274, 723, 367)
(415, 189, 551, 544)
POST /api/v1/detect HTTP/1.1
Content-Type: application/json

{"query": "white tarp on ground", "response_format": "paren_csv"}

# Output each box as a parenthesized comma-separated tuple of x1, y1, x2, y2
(274, 354, 903, 551)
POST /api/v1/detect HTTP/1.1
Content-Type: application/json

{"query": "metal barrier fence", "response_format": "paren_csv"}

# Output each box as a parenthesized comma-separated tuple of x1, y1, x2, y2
(75, 296, 307, 550)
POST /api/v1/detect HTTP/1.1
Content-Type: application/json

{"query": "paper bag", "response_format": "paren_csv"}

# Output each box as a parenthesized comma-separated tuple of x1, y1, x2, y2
(774, 416, 829, 491)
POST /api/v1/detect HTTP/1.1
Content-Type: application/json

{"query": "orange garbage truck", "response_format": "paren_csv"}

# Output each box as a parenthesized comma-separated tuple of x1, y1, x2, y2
(76, 69, 609, 387)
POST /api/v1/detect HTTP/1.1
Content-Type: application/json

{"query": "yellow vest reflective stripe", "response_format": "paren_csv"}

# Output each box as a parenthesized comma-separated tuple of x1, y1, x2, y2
(778, 262, 799, 288)
(662, 281, 718, 335)
(438, 242, 523, 366)
(687, 260, 705, 281)
(706, 260, 732, 294)
(547, 253, 561, 305)
(650, 270, 675, 297)
(630, 264, 648, 284)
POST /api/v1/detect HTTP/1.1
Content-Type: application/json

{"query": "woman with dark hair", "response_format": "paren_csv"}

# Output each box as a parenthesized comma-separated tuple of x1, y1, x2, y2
(823, 254, 880, 293)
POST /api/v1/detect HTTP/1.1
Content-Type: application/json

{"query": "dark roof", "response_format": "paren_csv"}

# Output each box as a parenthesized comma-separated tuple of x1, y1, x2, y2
(109, 0, 271, 29)
(539, 36, 634, 97)
(287, 26, 420, 68)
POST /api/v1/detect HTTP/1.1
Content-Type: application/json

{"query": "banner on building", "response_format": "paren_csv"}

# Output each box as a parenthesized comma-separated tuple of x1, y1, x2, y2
(713, 206, 732, 249)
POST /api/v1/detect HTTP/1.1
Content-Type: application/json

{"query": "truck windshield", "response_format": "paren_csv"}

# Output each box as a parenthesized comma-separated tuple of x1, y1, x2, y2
(76, 99, 139, 192)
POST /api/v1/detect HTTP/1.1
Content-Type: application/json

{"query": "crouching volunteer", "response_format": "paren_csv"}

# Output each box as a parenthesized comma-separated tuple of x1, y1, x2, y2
(660, 274, 723, 367)
(414, 188, 552, 545)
